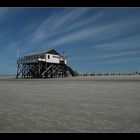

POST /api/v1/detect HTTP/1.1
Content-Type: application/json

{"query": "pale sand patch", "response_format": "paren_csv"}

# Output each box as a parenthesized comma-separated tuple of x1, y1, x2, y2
(0, 75, 140, 133)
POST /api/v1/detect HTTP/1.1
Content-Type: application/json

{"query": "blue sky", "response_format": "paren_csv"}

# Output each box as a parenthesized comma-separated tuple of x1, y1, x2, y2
(0, 8, 140, 75)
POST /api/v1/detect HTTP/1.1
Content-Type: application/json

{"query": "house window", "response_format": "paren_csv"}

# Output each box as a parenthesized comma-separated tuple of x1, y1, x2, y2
(48, 55, 50, 59)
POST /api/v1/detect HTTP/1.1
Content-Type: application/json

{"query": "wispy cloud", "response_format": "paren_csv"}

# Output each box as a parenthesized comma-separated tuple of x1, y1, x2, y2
(42, 11, 140, 49)
(28, 9, 90, 43)
(0, 8, 140, 74)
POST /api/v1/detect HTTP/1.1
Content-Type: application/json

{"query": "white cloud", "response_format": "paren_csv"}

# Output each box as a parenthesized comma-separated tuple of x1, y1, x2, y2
(70, 50, 140, 62)
(5, 8, 140, 59)
(42, 13, 140, 48)
(26, 9, 104, 46)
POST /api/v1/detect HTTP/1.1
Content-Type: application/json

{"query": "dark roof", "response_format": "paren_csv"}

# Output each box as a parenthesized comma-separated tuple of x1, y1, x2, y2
(24, 51, 47, 57)
(47, 49, 60, 55)
(24, 50, 60, 57)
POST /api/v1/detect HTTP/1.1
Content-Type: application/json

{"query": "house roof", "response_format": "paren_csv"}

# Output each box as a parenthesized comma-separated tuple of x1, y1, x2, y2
(24, 49, 60, 57)
(47, 50, 60, 55)
(24, 51, 47, 57)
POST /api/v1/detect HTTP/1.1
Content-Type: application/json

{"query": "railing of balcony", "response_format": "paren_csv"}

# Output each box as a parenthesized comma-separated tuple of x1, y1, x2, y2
(17, 56, 39, 63)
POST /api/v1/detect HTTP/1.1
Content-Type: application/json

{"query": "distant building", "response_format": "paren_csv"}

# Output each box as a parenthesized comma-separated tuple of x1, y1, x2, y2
(16, 49, 77, 78)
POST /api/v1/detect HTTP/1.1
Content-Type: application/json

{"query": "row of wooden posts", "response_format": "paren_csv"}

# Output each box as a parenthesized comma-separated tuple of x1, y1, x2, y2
(77, 72, 140, 76)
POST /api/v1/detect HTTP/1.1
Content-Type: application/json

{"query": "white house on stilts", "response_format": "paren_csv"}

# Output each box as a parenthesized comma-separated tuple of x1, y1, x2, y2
(16, 49, 77, 78)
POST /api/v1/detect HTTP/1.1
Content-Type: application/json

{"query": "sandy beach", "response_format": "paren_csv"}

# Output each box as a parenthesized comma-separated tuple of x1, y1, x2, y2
(0, 75, 140, 133)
